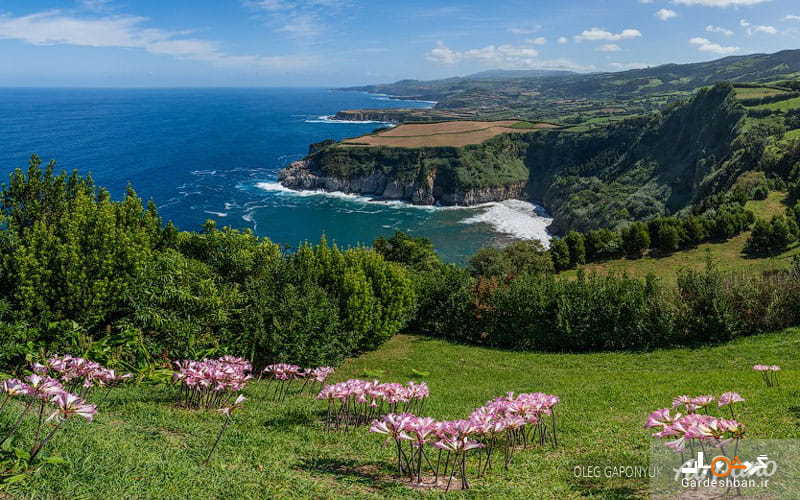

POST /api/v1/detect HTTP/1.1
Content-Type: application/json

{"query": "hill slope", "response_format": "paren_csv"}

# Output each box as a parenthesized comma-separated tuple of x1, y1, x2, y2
(346, 49, 800, 104)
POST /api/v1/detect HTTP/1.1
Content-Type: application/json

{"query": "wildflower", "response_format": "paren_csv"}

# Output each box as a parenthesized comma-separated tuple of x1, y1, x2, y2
(218, 394, 247, 417)
(718, 392, 744, 407)
(47, 392, 97, 422)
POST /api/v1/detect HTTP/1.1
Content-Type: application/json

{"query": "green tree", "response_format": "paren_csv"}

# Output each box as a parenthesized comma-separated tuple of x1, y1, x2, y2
(564, 231, 586, 266)
(622, 223, 650, 257)
(550, 239, 571, 271)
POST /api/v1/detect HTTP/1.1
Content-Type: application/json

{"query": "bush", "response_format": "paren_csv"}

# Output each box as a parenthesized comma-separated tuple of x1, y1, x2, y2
(549, 239, 571, 271)
(0, 160, 416, 369)
(622, 222, 650, 257)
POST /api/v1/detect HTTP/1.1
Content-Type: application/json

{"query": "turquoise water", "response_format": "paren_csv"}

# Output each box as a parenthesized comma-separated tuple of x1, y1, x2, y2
(0, 88, 550, 262)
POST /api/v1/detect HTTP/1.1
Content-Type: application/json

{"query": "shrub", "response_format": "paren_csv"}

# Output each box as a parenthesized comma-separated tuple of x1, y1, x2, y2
(621, 222, 650, 257)
(549, 239, 571, 271)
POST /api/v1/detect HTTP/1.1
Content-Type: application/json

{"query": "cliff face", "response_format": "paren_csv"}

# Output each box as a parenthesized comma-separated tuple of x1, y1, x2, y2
(278, 158, 527, 206)
(332, 109, 410, 123)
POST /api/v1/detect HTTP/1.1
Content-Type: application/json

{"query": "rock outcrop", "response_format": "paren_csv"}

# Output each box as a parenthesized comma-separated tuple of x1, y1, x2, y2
(278, 159, 526, 206)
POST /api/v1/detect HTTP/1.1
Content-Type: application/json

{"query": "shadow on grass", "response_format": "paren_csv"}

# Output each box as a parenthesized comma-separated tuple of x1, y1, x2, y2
(788, 406, 800, 421)
(296, 456, 395, 492)
(262, 409, 315, 428)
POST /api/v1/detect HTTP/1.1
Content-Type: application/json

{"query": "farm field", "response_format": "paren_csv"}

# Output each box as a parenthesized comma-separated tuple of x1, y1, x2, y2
(12, 331, 799, 499)
(560, 192, 800, 282)
(340, 120, 556, 148)
(734, 86, 794, 100)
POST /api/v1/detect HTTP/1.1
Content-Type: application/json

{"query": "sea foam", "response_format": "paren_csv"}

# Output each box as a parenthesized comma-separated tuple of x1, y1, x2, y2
(460, 200, 553, 245)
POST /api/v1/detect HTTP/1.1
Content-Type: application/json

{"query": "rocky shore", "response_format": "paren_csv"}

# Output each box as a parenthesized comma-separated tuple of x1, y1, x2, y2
(278, 159, 527, 206)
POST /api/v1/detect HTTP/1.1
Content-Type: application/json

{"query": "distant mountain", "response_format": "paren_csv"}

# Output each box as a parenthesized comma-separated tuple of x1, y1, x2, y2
(344, 49, 800, 103)
(464, 69, 577, 80)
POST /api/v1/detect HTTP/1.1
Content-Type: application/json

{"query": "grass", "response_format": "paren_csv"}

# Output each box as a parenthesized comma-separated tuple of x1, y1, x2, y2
(561, 192, 800, 282)
(734, 86, 793, 100)
(749, 96, 800, 112)
(7, 330, 799, 499)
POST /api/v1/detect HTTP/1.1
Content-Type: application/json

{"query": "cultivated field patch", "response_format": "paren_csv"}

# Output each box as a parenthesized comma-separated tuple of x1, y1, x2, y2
(341, 120, 556, 148)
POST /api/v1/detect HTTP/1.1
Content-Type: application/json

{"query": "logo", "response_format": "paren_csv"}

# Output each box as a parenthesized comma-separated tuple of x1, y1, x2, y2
(677, 452, 778, 480)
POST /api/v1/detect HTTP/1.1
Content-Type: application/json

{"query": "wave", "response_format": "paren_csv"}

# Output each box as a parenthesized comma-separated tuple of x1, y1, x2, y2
(204, 210, 228, 218)
(253, 182, 445, 210)
(460, 200, 553, 244)
(304, 115, 396, 125)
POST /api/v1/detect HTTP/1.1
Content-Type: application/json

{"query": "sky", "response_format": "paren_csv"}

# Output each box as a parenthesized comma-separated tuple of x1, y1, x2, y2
(0, 0, 798, 87)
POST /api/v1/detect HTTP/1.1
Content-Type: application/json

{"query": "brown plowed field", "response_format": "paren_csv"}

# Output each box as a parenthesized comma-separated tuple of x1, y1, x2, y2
(341, 120, 557, 148)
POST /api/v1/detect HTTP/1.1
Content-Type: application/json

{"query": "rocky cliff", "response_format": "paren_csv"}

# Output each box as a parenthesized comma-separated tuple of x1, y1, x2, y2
(278, 158, 527, 206)
(332, 109, 411, 123)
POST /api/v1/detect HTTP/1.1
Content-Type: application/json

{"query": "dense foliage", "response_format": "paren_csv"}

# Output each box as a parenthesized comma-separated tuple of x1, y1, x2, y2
(411, 257, 800, 352)
(0, 157, 415, 370)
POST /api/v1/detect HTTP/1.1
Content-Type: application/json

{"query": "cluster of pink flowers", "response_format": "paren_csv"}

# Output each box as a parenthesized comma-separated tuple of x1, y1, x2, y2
(261, 364, 335, 401)
(173, 356, 253, 409)
(1, 365, 97, 465)
(646, 392, 746, 454)
(368, 391, 560, 491)
(317, 379, 429, 429)
(34, 355, 132, 399)
(753, 364, 780, 387)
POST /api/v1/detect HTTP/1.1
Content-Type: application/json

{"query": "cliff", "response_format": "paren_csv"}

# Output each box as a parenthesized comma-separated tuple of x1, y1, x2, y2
(280, 84, 751, 234)
(332, 109, 410, 123)
(279, 138, 530, 206)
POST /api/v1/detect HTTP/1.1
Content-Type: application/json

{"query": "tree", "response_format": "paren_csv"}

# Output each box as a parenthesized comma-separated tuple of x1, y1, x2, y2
(586, 228, 623, 261)
(622, 223, 650, 257)
(373, 232, 440, 271)
(549, 239, 571, 271)
(564, 231, 586, 266)
(682, 216, 707, 248)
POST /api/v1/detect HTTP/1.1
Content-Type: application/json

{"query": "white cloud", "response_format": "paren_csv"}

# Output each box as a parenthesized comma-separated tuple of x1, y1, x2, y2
(609, 62, 651, 70)
(244, 0, 345, 39)
(528, 37, 547, 45)
(673, 0, 771, 7)
(509, 27, 540, 35)
(706, 25, 734, 36)
(597, 44, 622, 52)
(427, 41, 460, 64)
(77, 0, 113, 12)
(785, 15, 800, 21)
(689, 37, 739, 54)
(426, 42, 592, 71)
(574, 28, 642, 42)
(0, 10, 312, 69)
(656, 9, 678, 21)
(740, 18, 779, 35)
(639, 0, 655, 3)
(557, 36, 569, 44)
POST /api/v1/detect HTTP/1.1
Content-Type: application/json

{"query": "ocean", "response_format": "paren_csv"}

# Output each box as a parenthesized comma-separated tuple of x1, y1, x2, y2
(0, 87, 551, 263)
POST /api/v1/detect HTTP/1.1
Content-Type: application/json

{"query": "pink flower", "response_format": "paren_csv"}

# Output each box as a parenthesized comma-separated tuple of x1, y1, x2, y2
(48, 392, 97, 422)
(369, 414, 413, 441)
(690, 395, 714, 409)
(26, 375, 64, 400)
(718, 392, 744, 407)
(2, 379, 30, 397)
(218, 394, 247, 417)
(645, 408, 680, 429)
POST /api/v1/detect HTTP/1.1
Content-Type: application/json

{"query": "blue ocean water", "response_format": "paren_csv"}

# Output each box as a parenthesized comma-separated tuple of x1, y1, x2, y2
(0, 88, 551, 262)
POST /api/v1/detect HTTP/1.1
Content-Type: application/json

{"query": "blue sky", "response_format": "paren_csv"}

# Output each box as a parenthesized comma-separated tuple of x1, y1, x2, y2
(0, 0, 798, 86)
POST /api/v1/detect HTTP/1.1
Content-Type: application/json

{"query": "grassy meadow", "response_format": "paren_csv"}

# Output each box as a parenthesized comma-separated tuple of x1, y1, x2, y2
(560, 191, 800, 282)
(9, 331, 799, 499)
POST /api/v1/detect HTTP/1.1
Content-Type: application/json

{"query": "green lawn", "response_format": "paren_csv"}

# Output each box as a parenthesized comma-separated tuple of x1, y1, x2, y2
(8, 330, 800, 499)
